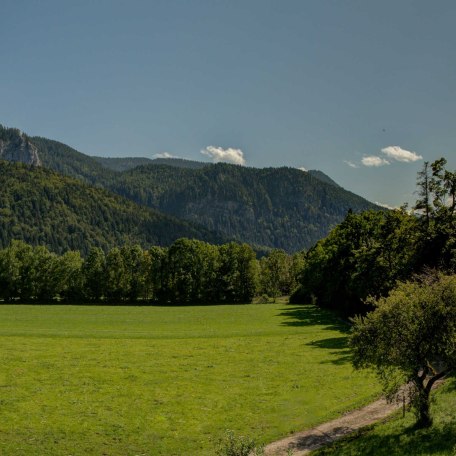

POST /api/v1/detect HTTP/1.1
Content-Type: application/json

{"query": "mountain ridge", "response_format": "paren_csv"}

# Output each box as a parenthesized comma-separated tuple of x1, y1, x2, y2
(0, 124, 380, 252)
(0, 160, 226, 254)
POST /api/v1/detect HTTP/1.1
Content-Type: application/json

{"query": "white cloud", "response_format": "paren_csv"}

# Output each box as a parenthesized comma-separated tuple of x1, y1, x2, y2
(375, 201, 398, 210)
(361, 156, 390, 167)
(344, 160, 359, 169)
(381, 146, 423, 163)
(153, 152, 177, 159)
(201, 145, 246, 165)
(298, 167, 307, 172)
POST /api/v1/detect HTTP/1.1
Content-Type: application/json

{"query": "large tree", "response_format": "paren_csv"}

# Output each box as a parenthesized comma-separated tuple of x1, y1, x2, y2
(291, 209, 419, 314)
(350, 273, 456, 427)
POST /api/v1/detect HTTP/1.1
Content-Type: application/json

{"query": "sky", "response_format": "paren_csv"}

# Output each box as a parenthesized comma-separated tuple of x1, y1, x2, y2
(1, 0, 455, 208)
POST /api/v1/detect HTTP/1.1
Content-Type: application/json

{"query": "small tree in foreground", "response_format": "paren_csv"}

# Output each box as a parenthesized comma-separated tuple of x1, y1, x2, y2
(350, 273, 456, 428)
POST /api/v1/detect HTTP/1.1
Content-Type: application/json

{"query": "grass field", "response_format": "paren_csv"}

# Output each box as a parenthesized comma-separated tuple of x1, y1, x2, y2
(314, 377, 456, 456)
(0, 303, 381, 455)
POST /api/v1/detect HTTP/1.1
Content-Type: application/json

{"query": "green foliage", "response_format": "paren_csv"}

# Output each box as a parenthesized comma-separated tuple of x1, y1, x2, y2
(0, 239, 264, 304)
(291, 209, 419, 314)
(314, 377, 456, 456)
(215, 429, 264, 456)
(292, 157, 455, 315)
(259, 249, 296, 298)
(13, 130, 378, 252)
(414, 158, 456, 270)
(107, 163, 377, 252)
(217, 242, 259, 303)
(0, 160, 224, 255)
(92, 155, 209, 172)
(350, 273, 456, 427)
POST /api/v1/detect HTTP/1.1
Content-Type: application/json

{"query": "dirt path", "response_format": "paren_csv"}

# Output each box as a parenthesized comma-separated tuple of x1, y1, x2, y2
(264, 393, 407, 455)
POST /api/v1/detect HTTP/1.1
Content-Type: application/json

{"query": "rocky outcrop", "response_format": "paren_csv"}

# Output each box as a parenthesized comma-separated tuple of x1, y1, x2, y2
(0, 130, 41, 166)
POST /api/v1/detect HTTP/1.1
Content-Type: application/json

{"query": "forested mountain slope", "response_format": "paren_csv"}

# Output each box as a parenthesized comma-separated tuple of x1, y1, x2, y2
(92, 156, 209, 172)
(0, 161, 224, 254)
(32, 135, 114, 184)
(1, 124, 379, 251)
(109, 163, 377, 251)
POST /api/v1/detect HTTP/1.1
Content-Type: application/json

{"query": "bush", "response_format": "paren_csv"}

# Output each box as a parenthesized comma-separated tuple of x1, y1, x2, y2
(215, 429, 264, 456)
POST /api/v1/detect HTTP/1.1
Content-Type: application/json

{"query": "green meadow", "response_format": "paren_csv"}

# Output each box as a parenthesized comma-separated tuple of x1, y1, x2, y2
(0, 304, 380, 455)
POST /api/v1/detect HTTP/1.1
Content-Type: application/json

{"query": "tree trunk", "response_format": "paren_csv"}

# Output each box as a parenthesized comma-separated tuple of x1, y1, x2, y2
(416, 386, 432, 428)
(414, 369, 448, 428)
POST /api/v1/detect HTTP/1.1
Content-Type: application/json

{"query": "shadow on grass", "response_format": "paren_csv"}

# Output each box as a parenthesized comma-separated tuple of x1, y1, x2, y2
(278, 305, 349, 332)
(307, 336, 352, 365)
(309, 336, 348, 349)
(315, 422, 456, 456)
(278, 305, 352, 364)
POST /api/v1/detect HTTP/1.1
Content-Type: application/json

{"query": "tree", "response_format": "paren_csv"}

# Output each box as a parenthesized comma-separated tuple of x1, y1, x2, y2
(58, 251, 84, 302)
(259, 249, 292, 299)
(217, 243, 258, 303)
(350, 273, 456, 428)
(0, 240, 32, 301)
(104, 247, 128, 302)
(291, 209, 419, 314)
(145, 246, 167, 302)
(415, 158, 456, 270)
(415, 161, 432, 231)
(120, 244, 146, 302)
(83, 247, 105, 301)
(162, 239, 219, 304)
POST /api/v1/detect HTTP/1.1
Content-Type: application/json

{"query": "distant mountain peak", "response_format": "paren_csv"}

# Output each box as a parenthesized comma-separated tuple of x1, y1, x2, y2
(0, 124, 41, 167)
(307, 170, 341, 188)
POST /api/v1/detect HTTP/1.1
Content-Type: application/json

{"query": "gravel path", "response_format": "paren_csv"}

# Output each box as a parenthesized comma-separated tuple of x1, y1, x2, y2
(264, 393, 407, 455)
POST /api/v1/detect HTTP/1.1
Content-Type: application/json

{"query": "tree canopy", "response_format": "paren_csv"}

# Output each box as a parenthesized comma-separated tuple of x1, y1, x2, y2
(292, 157, 456, 315)
(350, 273, 456, 428)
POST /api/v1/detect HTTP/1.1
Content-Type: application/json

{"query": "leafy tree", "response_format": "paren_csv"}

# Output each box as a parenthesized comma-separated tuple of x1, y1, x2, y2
(0, 240, 31, 301)
(350, 273, 456, 428)
(104, 247, 128, 302)
(259, 249, 292, 299)
(217, 243, 258, 303)
(163, 239, 219, 304)
(145, 246, 167, 302)
(415, 158, 456, 270)
(32, 246, 60, 301)
(121, 244, 146, 302)
(83, 247, 105, 301)
(291, 209, 419, 314)
(58, 251, 84, 302)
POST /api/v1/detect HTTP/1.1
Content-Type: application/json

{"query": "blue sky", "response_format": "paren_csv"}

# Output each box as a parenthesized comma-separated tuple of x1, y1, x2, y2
(1, 0, 455, 207)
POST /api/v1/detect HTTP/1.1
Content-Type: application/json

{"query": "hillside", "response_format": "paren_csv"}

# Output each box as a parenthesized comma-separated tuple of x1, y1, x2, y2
(93, 156, 209, 172)
(0, 160, 224, 254)
(0, 127, 41, 166)
(109, 163, 377, 251)
(31, 135, 114, 184)
(1, 124, 380, 251)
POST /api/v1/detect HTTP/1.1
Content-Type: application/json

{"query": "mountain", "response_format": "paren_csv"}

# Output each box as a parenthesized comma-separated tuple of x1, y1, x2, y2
(307, 169, 341, 188)
(0, 160, 225, 255)
(93, 156, 209, 172)
(31, 135, 113, 185)
(108, 163, 378, 251)
(0, 127, 41, 166)
(0, 124, 380, 252)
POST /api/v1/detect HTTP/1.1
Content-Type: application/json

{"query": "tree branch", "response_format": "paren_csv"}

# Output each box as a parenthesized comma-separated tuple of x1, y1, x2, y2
(425, 369, 450, 393)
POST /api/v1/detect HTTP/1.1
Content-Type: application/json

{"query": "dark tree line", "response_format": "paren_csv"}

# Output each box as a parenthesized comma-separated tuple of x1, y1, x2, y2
(291, 158, 456, 315)
(0, 160, 225, 255)
(0, 239, 299, 304)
